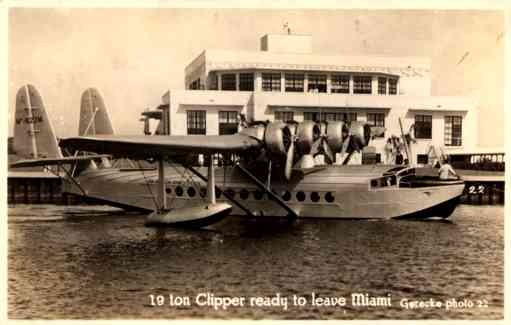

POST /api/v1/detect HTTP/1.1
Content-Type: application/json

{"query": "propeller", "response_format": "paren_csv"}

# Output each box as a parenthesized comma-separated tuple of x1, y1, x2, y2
(271, 121, 381, 180)
(284, 123, 297, 180)
(310, 122, 334, 164)
(284, 139, 295, 180)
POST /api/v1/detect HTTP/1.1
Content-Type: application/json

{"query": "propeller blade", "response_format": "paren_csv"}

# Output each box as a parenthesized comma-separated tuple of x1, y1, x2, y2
(285, 141, 294, 180)
(310, 138, 322, 155)
(287, 122, 297, 136)
(319, 122, 327, 137)
(322, 140, 334, 163)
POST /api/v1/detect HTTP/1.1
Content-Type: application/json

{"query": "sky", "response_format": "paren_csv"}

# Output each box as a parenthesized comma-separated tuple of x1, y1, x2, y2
(7, 8, 505, 147)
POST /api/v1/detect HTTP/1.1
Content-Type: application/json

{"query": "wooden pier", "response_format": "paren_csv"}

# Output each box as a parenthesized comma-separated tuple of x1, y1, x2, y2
(8, 171, 82, 205)
(457, 170, 505, 205)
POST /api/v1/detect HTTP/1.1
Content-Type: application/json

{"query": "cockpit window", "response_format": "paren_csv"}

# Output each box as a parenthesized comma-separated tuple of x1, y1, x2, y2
(370, 175, 397, 188)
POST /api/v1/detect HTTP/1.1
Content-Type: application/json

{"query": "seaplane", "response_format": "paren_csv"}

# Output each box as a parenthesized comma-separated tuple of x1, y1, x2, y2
(10, 84, 465, 227)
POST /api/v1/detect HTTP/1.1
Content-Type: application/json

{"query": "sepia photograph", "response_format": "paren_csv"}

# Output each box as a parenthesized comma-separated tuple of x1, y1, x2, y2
(5, 1, 506, 321)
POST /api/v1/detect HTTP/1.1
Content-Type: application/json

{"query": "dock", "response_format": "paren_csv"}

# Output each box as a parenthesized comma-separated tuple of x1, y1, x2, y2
(457, 170, 505, 205)
(8, 171, 82, 205)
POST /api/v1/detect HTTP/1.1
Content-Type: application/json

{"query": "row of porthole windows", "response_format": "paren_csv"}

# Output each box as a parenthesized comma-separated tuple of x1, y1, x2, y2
(164, 186, 336, 203)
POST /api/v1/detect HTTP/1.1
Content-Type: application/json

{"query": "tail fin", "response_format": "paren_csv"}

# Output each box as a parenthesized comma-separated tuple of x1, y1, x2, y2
(13, 84, 62, 159)
(79, 88, 114, 136)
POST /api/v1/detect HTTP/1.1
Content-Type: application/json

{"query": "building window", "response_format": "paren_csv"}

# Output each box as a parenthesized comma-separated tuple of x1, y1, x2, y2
(308, 74, 327, 93)
(378, 77, 387, 95)
(414, 115, 432, 139)
(303, 112, 320, 122)
(210, 75, 218, 90)
(362, 152, 381, 164)
(275, 111, 294, 122)
(324, 112, 357, 122)
(221, 74, 236, 91)
(417, 154, 429, 164)
(189, 79, 199, 90)
(366, 112, 385, 137)
(187, 110, 206, 135)
(262, 73, 281, 92)
(219, 111, 239, 135)
(303, 112, 356, 123)
(238, 73, 254, 91)
(285, 73, 304, 92)
(331, 75, 350, 94)
(389, 78, 398, 95)
(353, 76, 372, 94)
(445, 115, 462, 146)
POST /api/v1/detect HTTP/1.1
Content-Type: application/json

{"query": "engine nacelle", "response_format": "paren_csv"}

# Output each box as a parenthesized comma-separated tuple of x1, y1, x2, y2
(349, 121, 372, 149)
(264, 122, 292, 156)
(326, 121, 347, 153)
(296, 121, 320, 154)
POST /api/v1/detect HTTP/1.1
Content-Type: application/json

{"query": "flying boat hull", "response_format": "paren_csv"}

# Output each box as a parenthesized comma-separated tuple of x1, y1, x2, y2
(63, 165, 464, 221)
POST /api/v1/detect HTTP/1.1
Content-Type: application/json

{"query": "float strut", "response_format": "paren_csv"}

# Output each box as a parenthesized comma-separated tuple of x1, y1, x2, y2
(157, 159, 167, 211)
(207, 154, 216, 204)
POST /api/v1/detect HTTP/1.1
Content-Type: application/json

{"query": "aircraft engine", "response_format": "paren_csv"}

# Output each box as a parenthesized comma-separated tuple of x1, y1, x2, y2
(325, 121, 347, 153)
(296, 121, 321, 154)
(264, 122, 292, 156)
(349, 121, 372, 149)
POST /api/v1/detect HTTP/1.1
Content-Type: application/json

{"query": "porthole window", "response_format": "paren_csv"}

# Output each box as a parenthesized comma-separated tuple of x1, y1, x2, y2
(282, 190, 291, 201)
(240, 189, 249, 200)
(165, 188, 172, 194)
(187, 187, 196, 197)
(310, 192, 320, 202)
(254, 190, 264, 200)
(225, 188, 235, 198)
(175, 186, 184, 197)
(296, 191, 306, 202)
(325, 192, 335, 203)
(199, 187, 207, 198)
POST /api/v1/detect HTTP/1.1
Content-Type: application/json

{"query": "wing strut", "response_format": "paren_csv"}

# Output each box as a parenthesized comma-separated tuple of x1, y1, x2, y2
(157, 159, 167, 211)
(207, 154, 215, 204)
(235, 163, 298, 219)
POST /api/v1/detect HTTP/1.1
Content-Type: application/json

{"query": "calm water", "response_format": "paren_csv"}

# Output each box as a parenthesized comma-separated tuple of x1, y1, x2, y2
(8, 204, 504, 320)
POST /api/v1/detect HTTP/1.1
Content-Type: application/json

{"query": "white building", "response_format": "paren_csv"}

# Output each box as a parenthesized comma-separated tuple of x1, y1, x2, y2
(155, 34, 477, 164)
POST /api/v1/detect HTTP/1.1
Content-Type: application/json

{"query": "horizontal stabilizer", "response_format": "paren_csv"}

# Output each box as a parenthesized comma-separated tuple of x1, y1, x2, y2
(141, 110, 163, 119)
(10, 155, 112, 168)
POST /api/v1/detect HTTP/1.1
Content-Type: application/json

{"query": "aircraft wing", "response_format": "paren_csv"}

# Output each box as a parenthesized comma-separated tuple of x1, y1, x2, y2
(59, 134, 262, 159)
